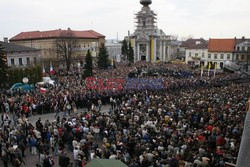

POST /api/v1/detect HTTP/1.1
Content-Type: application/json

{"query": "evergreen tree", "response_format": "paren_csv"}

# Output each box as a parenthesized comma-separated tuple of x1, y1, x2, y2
(34, 65, 43, 83)
(7, 69, 14, 86)
(0, 44, 7, 88)
(83, 49, 93, 78)
(17, 68, 24, 83)
(128, 41, 134, 63)
(121, 39, 128, 60)
(97, 43, 110, 69)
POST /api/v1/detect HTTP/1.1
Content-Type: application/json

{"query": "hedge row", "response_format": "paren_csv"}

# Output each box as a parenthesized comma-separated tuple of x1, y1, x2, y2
(7, 65, 43, 87)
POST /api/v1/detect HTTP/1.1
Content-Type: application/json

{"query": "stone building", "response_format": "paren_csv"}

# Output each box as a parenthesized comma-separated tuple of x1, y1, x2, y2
(129, 0, 177, 62)
(105, 40, 122, 62)
(0, 40, 40, 68)
(233, 37, 250, 71)
(9, 28, 105, 65)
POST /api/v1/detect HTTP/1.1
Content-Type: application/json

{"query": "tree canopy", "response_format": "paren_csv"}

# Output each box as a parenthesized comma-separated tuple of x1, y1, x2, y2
(128, 41, 134, 63)
(0, 44, 7, 88)
(83, 49, 93, 78)
(97, 43, 110, 69)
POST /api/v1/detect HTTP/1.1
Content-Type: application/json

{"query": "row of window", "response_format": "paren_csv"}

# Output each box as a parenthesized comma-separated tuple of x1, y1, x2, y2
(189, 52, 205, 57)
(236, 46, 250, 51)
(189, 52, 231, 60)
(235, 54, 247, 60)
(207, 54, 230, 60)
(10, 57, 37, 66)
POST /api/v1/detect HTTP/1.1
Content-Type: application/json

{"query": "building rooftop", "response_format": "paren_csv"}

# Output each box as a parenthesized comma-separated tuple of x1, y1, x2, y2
(0, 41, 39, 52)
(235, 37, 250, 45)
(187, 43, 208, 49)
(180, 38, 207, 48)
(208, 39, 235, 52)
(10, 29, 105, 41)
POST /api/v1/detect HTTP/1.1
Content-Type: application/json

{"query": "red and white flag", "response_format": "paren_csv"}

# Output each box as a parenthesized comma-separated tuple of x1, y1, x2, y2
(50, 62, 54, 75)
(40, 87, 47, 94)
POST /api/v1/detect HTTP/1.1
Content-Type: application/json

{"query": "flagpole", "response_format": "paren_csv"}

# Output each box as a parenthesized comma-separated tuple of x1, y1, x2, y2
(213, 63, 217, 78)
(208, 62, 211, 77)
(200, 65, 203, 78)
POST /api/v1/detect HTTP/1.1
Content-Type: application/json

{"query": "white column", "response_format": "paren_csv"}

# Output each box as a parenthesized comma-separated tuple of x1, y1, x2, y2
(159, 41, 163, 61)
(146, 44, 149, 62)
(133, 40, 136, 62)
(137, 43, 140, 61)
(163, 41, 166, 62)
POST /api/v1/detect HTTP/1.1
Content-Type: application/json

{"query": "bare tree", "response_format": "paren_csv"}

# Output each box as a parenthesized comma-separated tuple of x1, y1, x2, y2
(55, 29, 78, 71)
(170, 34, 178, 41)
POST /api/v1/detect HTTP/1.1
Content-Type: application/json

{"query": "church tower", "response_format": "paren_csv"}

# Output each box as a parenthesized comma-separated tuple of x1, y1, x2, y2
(130, 0, 171, 62)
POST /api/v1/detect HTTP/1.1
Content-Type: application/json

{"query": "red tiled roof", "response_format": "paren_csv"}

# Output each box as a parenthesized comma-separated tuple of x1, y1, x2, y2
(208, 39, 235, 52)
(10, 29, 105, 41)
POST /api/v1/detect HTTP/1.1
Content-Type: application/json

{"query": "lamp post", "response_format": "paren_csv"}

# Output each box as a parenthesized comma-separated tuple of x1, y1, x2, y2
(22, 77, 29, 84)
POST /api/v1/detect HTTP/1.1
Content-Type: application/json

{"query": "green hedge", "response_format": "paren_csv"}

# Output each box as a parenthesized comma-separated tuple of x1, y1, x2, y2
(7, 65, 43, 87)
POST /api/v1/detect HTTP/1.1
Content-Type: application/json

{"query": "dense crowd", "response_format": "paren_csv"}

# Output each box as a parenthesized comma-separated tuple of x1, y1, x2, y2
(0, 62, 249, 167)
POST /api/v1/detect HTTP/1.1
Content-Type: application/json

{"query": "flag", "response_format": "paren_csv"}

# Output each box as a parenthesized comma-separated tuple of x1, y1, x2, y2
(40, 87, 47, 94)
(42, 64, 46, 76)
(200, 65, 204, 78)
(208, 62, 211, 77)
(50, 62, 54, 75)
(213, 63, 217, 78)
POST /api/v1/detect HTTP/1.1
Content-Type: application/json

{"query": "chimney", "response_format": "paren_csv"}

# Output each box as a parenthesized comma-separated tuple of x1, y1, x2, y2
(3, 37, 8, 43)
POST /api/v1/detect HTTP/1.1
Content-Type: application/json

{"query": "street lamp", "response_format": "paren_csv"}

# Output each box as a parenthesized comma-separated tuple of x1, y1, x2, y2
(22, 77, 29, 84)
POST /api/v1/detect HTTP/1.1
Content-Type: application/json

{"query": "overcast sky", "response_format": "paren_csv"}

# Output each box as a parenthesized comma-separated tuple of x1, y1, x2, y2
(1, 0, 250, 40)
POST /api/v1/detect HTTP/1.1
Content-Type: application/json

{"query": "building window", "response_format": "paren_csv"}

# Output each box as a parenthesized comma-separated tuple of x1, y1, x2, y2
(220, 62, 224, 69)
(214, 54, 217, 59)
(242, 47, 245, 51)
(220, 54, 224, 59)
(237, 46, 240, 51)
(34, 57, 37, 64)
(248, 47, 250, 51)
(11, 59, 15, 66)
(26, 57, 30, 65)
(19, 58, 23, 66)
(236, 54, 239, 60)
(227, 54, 230, 59)
(208, 54, 211, 59)
(195, 53, 198, 56)
(241, 55, 245, 60)
(202, 53, 205, 58)
(189, 52, 191, 57)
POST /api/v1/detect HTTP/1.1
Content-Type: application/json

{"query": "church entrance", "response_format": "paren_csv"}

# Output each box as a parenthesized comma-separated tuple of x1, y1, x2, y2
(141, 55, 146, 61)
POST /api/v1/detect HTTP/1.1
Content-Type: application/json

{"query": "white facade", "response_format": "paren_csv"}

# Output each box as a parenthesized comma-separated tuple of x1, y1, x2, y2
(7, 51, 40, 67)
(185, 49, 232, 69)
(207, 52, 232, 69)
(105, 40, 122, 63)
(129, 0, 177, 62)
(185, 48, 208, 66)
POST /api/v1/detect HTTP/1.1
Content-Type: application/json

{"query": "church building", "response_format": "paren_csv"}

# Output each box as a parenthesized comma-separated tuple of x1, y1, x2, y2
(130, 0, 174, 62)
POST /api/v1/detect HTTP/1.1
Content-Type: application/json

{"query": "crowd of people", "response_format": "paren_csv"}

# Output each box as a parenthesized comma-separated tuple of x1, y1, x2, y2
(0, 62, 250, 167)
